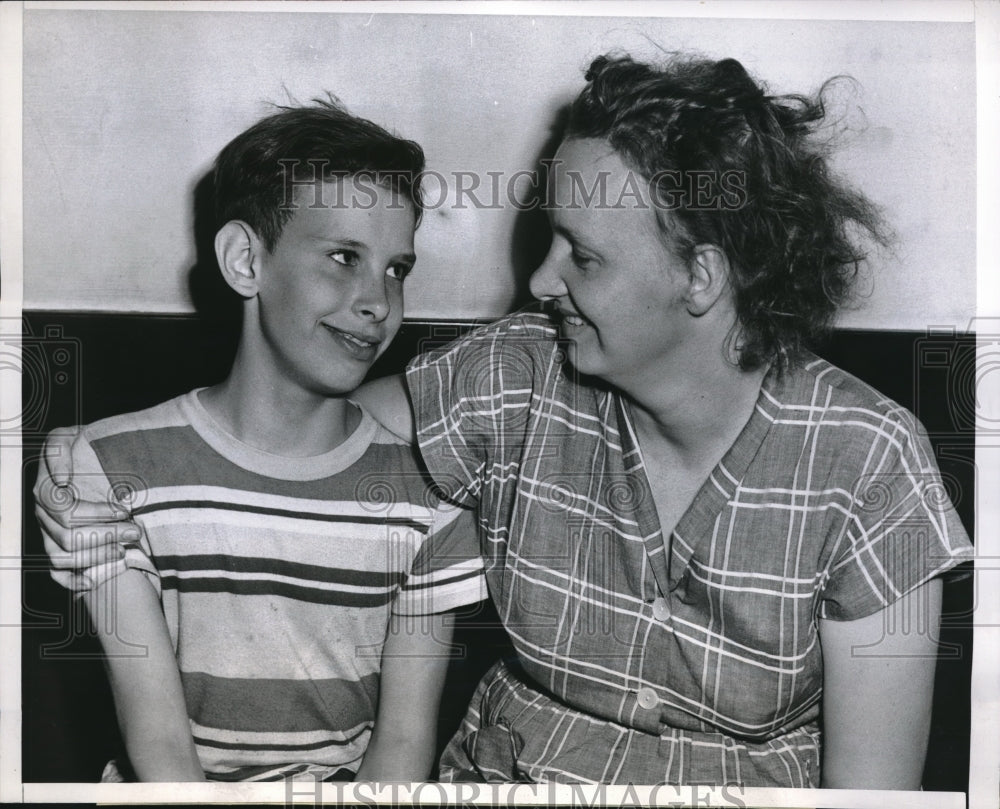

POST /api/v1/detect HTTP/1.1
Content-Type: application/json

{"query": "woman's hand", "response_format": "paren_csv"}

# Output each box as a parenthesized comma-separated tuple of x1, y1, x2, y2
(34, 428, 140, 585)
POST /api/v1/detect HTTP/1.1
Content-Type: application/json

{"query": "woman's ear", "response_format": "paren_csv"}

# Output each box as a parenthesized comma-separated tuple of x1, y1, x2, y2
(215, 221, 260, 298)
(685, 244, 731, 316)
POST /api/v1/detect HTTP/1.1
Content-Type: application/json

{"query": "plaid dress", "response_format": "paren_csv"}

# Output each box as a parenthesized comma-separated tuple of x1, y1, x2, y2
(406, 313, 973, 786)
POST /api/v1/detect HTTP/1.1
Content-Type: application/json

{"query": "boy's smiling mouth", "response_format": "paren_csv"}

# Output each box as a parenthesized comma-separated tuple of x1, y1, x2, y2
(321, 323, 382, 359)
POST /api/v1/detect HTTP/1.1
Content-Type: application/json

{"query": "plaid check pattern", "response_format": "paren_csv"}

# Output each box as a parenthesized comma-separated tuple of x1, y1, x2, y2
(407, 313, 973, 786)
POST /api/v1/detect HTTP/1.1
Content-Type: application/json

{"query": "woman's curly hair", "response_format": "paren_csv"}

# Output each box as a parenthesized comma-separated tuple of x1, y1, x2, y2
(565, 53, 890, 371)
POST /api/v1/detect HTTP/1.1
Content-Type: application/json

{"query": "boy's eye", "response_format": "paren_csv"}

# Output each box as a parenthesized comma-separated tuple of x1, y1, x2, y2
(329, 250, 359, 267)
(386, 263, 413, 282)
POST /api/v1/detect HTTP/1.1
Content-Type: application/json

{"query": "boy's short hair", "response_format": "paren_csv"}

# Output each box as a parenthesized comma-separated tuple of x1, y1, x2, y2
(213, 97, 425, 252)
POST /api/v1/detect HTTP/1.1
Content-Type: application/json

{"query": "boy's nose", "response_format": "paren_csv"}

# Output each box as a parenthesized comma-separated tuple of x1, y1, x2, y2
(354, 279, 391, 322)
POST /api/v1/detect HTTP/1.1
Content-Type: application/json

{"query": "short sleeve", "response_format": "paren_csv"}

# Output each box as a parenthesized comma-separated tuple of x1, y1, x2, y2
(393, 502, 487, 616)
(819, 418, 974, 621)
(43, 429, 159, 596)
(405, 314, 556, 507)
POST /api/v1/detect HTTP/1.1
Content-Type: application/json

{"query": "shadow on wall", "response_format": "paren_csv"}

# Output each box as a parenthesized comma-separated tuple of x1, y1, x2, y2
(187, 170, 242, 367)
(508, 107, 568, 311)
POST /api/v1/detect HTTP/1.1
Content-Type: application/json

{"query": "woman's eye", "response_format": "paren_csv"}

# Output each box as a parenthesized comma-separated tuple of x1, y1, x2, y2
(386, 263, 412, 281)
(329, 250, 359, 267)
(571, 250, 593, 269)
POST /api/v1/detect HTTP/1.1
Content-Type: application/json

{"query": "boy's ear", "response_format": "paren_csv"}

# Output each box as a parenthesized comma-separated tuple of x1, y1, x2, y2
(215, 221, 261, 298)
(684, 244, 730, 317)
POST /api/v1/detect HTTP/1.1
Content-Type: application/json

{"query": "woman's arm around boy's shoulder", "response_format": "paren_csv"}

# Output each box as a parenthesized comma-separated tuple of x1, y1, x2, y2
(354, 375, 415, 443)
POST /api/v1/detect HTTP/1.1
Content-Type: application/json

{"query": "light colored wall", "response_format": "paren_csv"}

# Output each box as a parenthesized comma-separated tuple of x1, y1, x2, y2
(22, 9, 975, 329)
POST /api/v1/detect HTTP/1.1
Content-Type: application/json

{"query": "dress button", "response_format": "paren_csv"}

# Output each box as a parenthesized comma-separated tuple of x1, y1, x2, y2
(651, 598, 670, 621)
(636, 687, 658, 710)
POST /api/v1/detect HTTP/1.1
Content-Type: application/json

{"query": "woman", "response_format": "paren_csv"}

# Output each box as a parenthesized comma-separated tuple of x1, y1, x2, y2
(390, 53, 972, 788)
(40, 53, 973, 788)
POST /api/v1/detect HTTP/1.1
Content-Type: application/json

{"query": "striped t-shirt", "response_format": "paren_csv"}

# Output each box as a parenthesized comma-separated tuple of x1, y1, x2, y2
(55, 389, 486, 781)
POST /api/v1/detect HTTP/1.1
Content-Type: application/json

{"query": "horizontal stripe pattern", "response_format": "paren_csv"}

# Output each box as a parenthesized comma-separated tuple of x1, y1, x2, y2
(157, 551, 403, 607)
(135, 499, 432, 533)
(182, 671, 379, 733)
(162, 574, 398, 608)
(157, 553, 403, 587)
(66, 389, 485, 780)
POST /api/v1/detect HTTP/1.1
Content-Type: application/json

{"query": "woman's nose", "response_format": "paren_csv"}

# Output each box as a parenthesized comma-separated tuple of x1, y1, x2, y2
(528, 247, 568, 301)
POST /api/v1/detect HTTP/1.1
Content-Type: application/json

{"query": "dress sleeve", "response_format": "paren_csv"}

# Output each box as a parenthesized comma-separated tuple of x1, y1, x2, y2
(393, 503, 487, 616)
(46, 430, 160, 596)
(819, 416, 974, 621)
(404, 316, 551, 507)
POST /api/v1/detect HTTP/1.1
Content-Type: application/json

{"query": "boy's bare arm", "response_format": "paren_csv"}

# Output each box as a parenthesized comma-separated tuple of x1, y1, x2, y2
(353, 374, 415, 443)
(84, 570, 204, 781)
(355, 611, 455, 782)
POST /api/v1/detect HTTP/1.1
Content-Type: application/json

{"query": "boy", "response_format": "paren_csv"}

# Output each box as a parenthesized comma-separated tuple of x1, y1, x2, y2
(43, 100, 486, 782)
